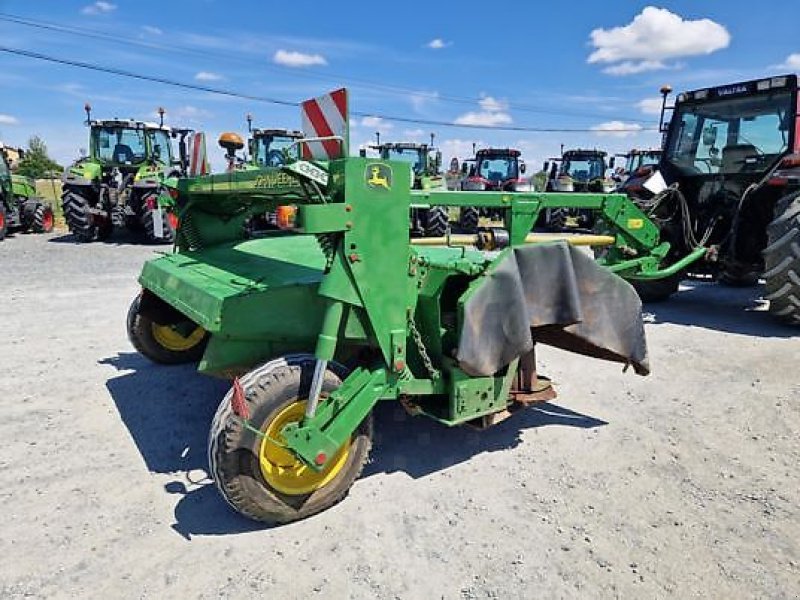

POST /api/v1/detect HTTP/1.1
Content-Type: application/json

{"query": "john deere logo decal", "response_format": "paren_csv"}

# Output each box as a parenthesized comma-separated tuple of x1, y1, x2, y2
(365, 163, 392, 191)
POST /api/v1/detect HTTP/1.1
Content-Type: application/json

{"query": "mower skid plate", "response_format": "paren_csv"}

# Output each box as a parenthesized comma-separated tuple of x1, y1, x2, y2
(138, 235, 328, 334)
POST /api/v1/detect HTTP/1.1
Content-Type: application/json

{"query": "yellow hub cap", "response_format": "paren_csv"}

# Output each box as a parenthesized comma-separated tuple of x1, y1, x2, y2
(151, 323, 205, 352)
(259, 400, 350, 496)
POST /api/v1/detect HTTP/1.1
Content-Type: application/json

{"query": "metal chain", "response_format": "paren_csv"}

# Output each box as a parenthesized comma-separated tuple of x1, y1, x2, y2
(407, 315, 440, 380)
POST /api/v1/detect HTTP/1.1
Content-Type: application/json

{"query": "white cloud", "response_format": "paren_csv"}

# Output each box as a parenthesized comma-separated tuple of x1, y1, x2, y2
(603, 60, 669, 76)
(81, 1, 116, 15)
(455, 96, 512, 127)
(478, 96, 508, 112)
(273, 49, 327, 68)
(439, 139, 485, 163)
(403, 129, 426, 138)
(773, 53, 800, 71)
(588, 7, 730, 75)
(427, 38, 451, 49)
(637, 97, 664, 115)
(0, 114, 19, 125)
(410, 91, 439, 113)
(195, 71, 223, 82)
(162, 106, 213, 123)
(591, 121, 644, 138)
(360, 116, 393, 130)
(142, 25, 163, 35)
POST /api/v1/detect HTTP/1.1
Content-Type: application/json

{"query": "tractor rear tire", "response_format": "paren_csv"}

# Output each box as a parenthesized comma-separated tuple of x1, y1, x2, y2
(0, 204, 7, 241)
(208, 355, 373, 524)
(126, 294, 208, 364)
(763, 192, 800, 324)
(631, 274, 681, 303)
(425, 206, 449, 237)
(139, 190, 176, 244)
(32, 204, 55, 233)
(62, 189, 100, 242)
(459, 206, 479, 233)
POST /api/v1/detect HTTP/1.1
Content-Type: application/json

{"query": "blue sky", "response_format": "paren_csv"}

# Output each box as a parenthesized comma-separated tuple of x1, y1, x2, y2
(1, 1, 798, 170)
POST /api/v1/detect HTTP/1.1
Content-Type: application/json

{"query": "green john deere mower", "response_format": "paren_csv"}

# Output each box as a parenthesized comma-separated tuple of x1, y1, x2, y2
(127, 89, 705, 524)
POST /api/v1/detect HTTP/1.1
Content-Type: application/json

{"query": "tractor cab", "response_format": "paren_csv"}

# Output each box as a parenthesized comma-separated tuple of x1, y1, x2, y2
(619, 148, 662, 177)
(461, 148, 529, 192)
(250, 128, 304, 167)
(368, 140, 443, 189)
(547, 149, 613, 193)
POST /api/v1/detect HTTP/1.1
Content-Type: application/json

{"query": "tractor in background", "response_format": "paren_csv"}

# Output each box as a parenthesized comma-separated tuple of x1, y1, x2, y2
(543, 148, 615, 230)
(614, 148, 663, 193)
(0, 146, 54, 241)
(61, 104, 201, 243)
(459, 147, 531, 230)
(362, 133, 448, 236)
(625, 74, 800, 323)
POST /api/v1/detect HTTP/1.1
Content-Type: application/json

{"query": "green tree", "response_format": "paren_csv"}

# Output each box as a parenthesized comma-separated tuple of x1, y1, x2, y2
(16, 136, 62, 178)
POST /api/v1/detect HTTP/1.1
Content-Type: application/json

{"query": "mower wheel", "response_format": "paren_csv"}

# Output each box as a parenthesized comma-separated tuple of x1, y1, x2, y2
(764, 192, 800, 324)
(0, 204, 6, 241)
(459, 206, 479, 233)
(425, 206, 449, 237)
(126, 294, 208, 364)
(62, 189, 99, 242)
(209, 355, 373, 524)
(631, 274, 681, 303)
(32, 204, 55, 233)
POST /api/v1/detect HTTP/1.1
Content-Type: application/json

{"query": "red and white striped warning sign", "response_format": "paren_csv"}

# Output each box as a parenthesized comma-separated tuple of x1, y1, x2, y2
(300, 88, 348, 160)
(188, 132, 209, 176)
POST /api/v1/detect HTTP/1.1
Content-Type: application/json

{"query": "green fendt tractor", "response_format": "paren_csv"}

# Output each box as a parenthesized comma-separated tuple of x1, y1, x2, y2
(126, 89, 704, 524)
(543, 148, 615, 230)
(61, 105, 198, 243)
(363, 134, 449, 236)
(625, 74, 800, 322)
(0, 147, 54, 241)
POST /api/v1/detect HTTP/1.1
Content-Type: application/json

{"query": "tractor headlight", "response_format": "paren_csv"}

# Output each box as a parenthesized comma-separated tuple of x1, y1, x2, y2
(511, 180, 533, 192)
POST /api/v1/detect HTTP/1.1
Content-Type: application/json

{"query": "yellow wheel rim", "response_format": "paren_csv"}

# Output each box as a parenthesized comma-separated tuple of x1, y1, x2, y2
(151, 323, 205, 352)
(259, 400, 351, 496)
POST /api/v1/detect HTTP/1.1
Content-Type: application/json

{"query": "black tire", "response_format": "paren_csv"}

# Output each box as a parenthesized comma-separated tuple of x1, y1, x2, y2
(719, 267, 759, 287)
(424, 206, 448, 237)
(459, 206, 479, 233)
(140, 190, 176, 244)
(763, 192, 800, 324)
(631, 274, 681, 303)
(546, 207, 570, 231)
(32, 204, 55, 233)
(62, 188, 100, 242)
(0, 203, 7, 241)
(126, 294, 208, 364)
(209, 355, 373, 524)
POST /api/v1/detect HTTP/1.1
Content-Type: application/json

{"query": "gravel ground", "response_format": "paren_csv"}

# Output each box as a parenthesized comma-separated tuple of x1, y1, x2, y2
(1, 230, 798, 599)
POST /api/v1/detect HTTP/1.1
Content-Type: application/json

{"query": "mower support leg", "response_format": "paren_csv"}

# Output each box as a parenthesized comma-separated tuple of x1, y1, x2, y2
(305, 300, 344, 419)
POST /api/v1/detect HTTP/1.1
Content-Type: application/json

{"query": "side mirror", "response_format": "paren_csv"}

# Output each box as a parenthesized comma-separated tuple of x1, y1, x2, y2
(520, 162, 526, 174)
(359, 148, 366, 158)
(461, 162, 468, 174)
(543, 161, 549, 173)
(609, 156, 615, 169)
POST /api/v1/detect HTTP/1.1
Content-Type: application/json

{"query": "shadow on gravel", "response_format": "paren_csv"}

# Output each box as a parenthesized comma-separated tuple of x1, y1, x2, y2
(643, 280, 795, 338)
(363, 400, 607, 480)
(101, 351, 607, 537)
(101, 352, 227, 475)
(49, 230, 172, 246)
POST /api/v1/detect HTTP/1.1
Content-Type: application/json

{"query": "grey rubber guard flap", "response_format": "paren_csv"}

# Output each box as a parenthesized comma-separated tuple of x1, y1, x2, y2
(456, 242, 650, 376)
